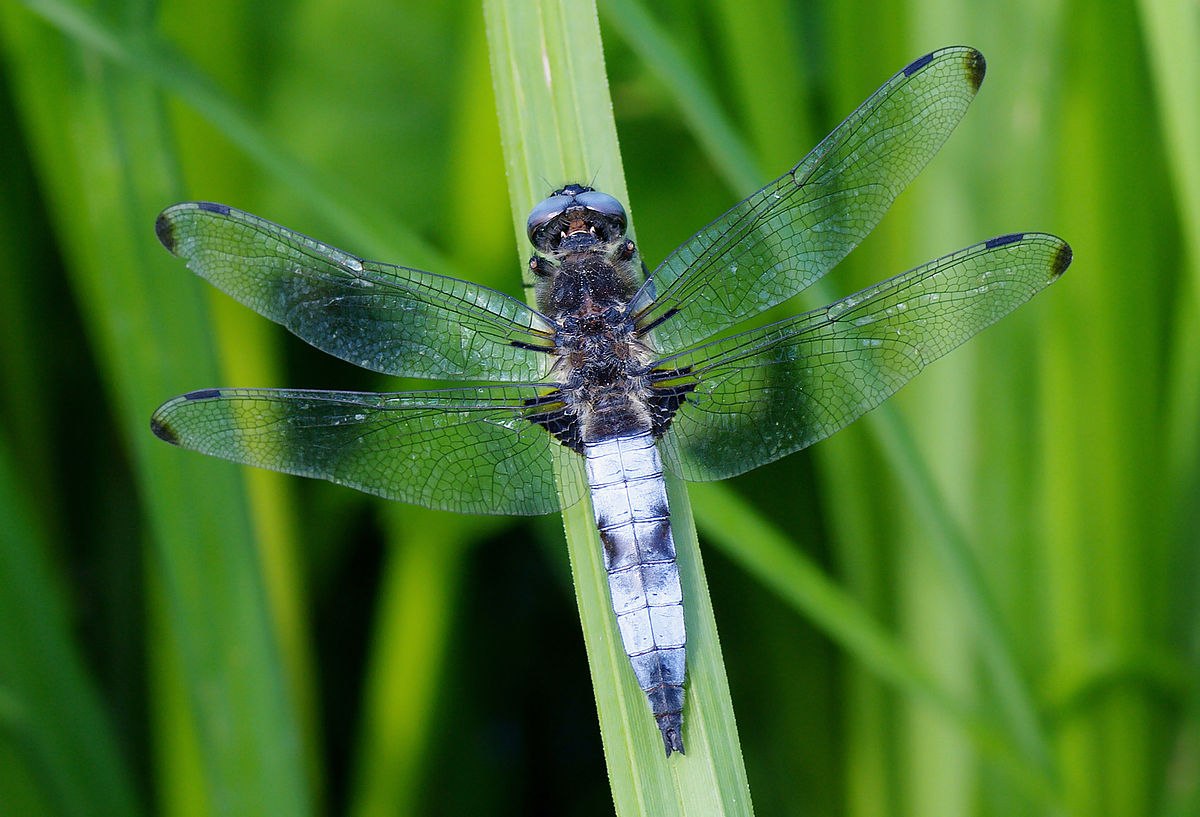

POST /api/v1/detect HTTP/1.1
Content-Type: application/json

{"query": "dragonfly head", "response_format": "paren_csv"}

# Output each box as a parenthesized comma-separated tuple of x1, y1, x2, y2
(527, 184, 628, 254)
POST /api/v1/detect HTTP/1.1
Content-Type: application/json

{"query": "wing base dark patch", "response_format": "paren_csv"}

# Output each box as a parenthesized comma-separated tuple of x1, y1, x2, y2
(648, 367, 697, 438)
(524, 391, 583, 453)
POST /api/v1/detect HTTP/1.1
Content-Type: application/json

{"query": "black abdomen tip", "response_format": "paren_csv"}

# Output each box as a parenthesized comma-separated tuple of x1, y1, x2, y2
(1052, 241, 1073, 278)
(657, 712, 685, 756)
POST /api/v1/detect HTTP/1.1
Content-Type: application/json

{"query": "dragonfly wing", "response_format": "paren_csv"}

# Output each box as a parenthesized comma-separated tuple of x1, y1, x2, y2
(156, 203, 555, 381)
(655, 234, 1071, 481)
(150, 385, 583, 515)
(633, 46, 987, 353)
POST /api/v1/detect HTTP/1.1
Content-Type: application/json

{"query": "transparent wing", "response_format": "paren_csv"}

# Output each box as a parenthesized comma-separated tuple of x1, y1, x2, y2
(150, 385, 584, 515)
(156, 203, 555, 381)
(655, 234, 1071, 481)
(632, 46, 987, 353)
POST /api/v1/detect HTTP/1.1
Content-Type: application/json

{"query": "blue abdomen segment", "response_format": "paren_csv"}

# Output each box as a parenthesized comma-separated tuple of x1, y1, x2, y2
(584, 433, 687, 755)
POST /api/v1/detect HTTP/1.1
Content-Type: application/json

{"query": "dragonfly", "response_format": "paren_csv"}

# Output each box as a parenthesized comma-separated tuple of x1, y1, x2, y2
(151, 46, 1070, 756)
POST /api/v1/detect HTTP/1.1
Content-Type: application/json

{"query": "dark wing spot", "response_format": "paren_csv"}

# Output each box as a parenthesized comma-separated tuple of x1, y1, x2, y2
(150, 416, 179, 445)
(1052, 241, 1073, 278)
(964, 48, 987, 92)
(985, 233, 1023, 249)
(184, 388, 223, 400)
(903, 51, 935, 76)
(196, 201, 231, 215)
(155, 211, 176, 252)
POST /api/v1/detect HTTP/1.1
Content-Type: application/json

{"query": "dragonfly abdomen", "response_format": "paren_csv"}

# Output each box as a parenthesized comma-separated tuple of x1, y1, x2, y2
(583, 432, 686, 755)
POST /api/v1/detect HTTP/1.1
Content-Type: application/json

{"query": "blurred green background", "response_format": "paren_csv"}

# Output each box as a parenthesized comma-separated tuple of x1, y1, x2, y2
(1, 0, 1196, 815)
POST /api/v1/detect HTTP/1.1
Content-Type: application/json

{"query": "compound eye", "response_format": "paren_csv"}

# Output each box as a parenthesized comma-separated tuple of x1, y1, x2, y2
(575, 191, 627, 229)
(526, 194, 572, 240)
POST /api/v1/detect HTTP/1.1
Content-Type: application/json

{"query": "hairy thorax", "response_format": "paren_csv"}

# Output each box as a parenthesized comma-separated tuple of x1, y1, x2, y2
(538, 251, 656, 442)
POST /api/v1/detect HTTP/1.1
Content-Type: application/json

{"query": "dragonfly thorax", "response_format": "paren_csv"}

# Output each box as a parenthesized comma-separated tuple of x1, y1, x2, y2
(554, 288, 655, 440)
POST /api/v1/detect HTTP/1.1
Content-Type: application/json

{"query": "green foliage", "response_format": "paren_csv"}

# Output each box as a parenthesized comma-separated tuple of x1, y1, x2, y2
(1, 0, 1196, 815)
(485, 3, 752, 812)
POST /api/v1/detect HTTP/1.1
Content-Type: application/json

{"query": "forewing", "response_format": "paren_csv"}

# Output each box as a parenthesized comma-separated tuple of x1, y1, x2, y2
(633, 46, 987, 353)
(150, 385, 582, 515)
(656, 234, 1071, 481)
(156, 203, 555, 381)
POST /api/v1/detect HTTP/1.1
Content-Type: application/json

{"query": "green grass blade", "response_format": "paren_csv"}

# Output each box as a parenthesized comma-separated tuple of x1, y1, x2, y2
(346, 17, 502, 813)
(0, 5, 312, 815)
(7, 0, 1191, 812)
(1140, 0, 1200, 509)
(601, 0, 1054, 785)
(18, 0, 441, 269)
(688, 482, 1060, 806)
(708, 0, 813, 171)
(1042, 5, 1178, 814)
(348, 510, 475, 817)
(1138, 5, 1200, 815)
(598, 0, 761, 192)
(0, 438, 143, 817)
(484, 1, 753, 813)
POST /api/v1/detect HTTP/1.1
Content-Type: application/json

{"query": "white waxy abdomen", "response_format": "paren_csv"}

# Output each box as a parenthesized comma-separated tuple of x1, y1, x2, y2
(584, 432, 686, 754)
